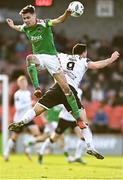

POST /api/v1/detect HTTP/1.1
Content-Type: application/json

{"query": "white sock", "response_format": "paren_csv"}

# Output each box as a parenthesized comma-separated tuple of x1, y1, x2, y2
(4, 139, 15, 157)
(81, 126, 95, 150)
(39, 138, 51, 155)
(25, 146, 31, 154)
(22, 109, 36, 124)
(75, 139, 86, 159)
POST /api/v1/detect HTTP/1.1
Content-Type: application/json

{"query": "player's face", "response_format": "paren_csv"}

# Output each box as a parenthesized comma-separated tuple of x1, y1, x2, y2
(22, 13, 36, 27)
(18, 79, 28, 90)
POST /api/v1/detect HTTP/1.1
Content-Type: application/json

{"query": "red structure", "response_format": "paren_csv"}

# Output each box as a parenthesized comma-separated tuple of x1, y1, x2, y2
(35, 0, 53, 6)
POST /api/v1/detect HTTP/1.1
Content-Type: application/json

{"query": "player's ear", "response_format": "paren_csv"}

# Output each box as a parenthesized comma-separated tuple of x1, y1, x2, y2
(72, 46, 75, 55)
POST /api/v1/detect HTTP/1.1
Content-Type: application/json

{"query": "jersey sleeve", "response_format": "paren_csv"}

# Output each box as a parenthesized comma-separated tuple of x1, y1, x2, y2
(19, 24, 26, 32)
(44, 19, 53, 27)
(85, 58, 92, 68)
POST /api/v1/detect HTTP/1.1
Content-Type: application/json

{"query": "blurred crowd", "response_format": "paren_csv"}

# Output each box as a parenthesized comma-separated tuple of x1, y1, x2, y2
(0, 30, 123, 133)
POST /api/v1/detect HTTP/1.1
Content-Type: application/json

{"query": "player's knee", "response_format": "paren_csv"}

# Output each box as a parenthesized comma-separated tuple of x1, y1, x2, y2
(26, 54, 33, 61)
(35, 109, 42, 116)
(26, 54, 35, 65)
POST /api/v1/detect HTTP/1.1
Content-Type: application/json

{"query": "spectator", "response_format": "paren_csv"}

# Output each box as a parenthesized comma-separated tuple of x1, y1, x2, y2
(93, 104, 109, 133)
(105, 89, 117, 107)
(91, 82, 105, 102)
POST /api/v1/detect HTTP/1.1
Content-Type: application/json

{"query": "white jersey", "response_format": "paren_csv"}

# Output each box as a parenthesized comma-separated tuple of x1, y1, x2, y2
(13, 90, 32, 122)
(58, 53, 89, 91)
(59, 89, 82, 122)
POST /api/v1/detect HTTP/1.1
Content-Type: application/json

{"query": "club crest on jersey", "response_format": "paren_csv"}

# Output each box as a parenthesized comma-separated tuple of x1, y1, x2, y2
(37, 27, 42, 32)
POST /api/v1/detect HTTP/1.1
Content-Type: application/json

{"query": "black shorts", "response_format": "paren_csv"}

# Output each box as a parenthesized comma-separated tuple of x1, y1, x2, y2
(55, 118, 77, 134)
(38, 83, 83, 112)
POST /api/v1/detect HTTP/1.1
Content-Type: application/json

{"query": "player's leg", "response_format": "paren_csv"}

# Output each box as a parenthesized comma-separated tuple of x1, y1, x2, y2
(38, 119, 67, 164)
(23, 133, 35, 161)
(53, 72, 86, 128)
(28, 133, 50, 145)
(74, 126, 104, 160)
(73, 139, 87, 164)
(68, 118, 86, 163)
(26, 54, 42, 98)
(63, 121, 80, 159)
(80, 109, 97, 149)
(4, 132, 18, 161)
(78, 109, 104, 159)
(23, 123, 41, 160)
(37, 132, 61, 164)
(27, 123, 49, 144)
(67, 138, 86, 164)
(79, 109, 95, 149)
(26, 123, 44, 145)
(8, 103, 46, 132)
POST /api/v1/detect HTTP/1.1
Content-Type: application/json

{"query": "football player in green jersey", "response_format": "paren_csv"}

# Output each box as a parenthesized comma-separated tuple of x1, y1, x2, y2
(6, 5, 86, 128)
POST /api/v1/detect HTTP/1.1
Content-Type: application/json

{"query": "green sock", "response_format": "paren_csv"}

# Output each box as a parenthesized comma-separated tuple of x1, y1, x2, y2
(27, 64, 39, 89)
(66, 93, 80, 119)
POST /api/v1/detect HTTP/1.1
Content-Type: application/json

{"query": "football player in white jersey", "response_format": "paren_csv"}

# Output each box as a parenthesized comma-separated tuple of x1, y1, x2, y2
(9, 44, 120, 161)
(4, 75, 41, 161)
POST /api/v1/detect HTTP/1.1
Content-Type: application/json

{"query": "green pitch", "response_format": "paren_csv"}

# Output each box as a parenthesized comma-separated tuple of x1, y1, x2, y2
(0, 155, 123, 179)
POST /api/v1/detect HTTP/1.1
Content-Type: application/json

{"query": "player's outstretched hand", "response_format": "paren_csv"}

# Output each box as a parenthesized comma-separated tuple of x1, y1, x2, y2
(6, 18, 14, 28)
(65, 8, 72, 16)
(111, 51, 120, 62)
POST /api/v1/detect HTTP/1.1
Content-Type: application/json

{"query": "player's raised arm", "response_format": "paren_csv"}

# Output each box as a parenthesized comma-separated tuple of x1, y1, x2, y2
(50, 9, 71, 26)
(88, 51, 120, 69)
(6, 18, 22, 32)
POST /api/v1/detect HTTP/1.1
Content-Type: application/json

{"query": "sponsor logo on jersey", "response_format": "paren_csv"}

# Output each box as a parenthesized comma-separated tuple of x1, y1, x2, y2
(30, 35, 43, 42)
(68, 57, 77, 61)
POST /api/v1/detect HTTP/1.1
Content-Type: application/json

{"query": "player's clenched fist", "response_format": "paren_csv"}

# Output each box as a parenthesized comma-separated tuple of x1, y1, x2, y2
(6, 18, 14, 28)
(111, 51, 120, 62)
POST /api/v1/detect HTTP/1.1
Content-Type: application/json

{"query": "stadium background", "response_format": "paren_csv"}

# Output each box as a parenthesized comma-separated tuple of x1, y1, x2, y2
(0, 0, 123, 178)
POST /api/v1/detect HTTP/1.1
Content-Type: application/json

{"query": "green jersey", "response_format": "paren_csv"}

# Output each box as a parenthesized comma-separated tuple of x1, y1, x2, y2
(21, 19, 57, 55)
(46, 106, 62, 122)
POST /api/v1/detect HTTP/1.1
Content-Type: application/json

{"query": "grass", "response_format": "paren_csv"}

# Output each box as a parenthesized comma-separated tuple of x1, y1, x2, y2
(0, 133, 2, 154)
(0, 154, 123, 179)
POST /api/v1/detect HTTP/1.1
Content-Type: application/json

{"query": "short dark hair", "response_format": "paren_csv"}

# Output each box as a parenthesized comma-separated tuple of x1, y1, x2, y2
(19, 5, 35, 15)
(72, 43, 87, 55)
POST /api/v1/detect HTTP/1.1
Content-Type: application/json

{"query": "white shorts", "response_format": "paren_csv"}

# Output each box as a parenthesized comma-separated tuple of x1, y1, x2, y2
(35, 54, 62, 75)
